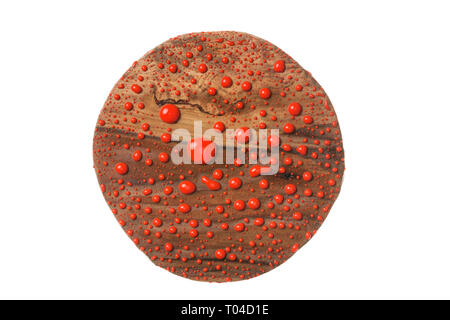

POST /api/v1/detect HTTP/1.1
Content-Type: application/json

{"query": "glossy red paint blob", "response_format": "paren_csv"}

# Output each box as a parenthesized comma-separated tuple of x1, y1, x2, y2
(268, 135, 280, 147)
(124, 102, 133, 111)
(254, 218, 265, 226)
(259, 179, 269, 189)
(288, 102, 302, 116)
(303, 171, 313, 181)
(248, 198, 261, 209)
(293, 212, 303, 221)
(201, 176, 221, 191)
(213, 169, 223, 180)
(158, 152, 169, 163)
(283, 123, 295, 134)
(165, 243, 174, 252)
(233, 200, 245, 211)
(198, 63, 208, 73)
(132, 150, 142, 161)
(221, 76, 233, 88)
(228, 177, 242, 189)
(249, 165, 261, 177)
(303, 115, 313, 124)
(178, 203, 191, 213)
(259, 88, 271, 99)
(241, 81, 252, 91)
(297, 145, 308, 155)
(284, 184, 297, 195)
(168, 64, 178, 73)
(273, 60, 286, 72)
(160, 133, 171, 143)
(215, 249, 226, 260)
(235, 127, 250, 143)
(115, 163, 128, 175)
(131, 84, 142, 93)
(160, 104, 180, 123)
(178, 181, 196, 194)
(188, 138, 216, 164)
(213, 121, 225, 132)
(208, 87, 217, 96)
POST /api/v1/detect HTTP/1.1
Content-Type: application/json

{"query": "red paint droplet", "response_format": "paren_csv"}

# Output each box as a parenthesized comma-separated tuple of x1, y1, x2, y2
(233, 200, 245, 211)
(268, 135, 280, 147)
(124, 102, 133, 111)
(164, 243, 174, 252)
(285, 184, 297, 195)
(254, 218, 265, 226)
(215, 249, 226, 260)
(234, 222, 245, 232)
(249, 165, 261, 177)
(241, 81, 252, 91)
(115, 163, 128, 175)
(303, 115, 313, 124)
(221, 76, 233, 88)
(303, 171, 313, 181)
(274, 60, 286, 72)
(297, 145, 308, 155)
(259, 88, 271, 99)
(131, 84, 142, 94)
(188, 138, 216, 164)
(132, 150, 142, 161)
(168, 64, 178, 73)
(160, 104, 180, 123)
(212, 169, 223, 180)
(235, 127, 250, 144)
(179, 180, 196, 195)
(178, 203, 191, 213)
(229, 177, 242, 189)
(208, 87, 217, 96)
(293, 212, 303, 221)
(248, 198, 261, 209)
(201, 176, 221, 191)
(283, 123, 295, 134)
(158, 152, 169, 163)
(288, 102, 302, 116)
(198, 63, 208, 73)
(213, 121, 225, 132)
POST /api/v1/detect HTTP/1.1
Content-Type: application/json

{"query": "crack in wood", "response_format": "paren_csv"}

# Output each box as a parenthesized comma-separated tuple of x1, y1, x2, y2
(152, 91, 224, 117)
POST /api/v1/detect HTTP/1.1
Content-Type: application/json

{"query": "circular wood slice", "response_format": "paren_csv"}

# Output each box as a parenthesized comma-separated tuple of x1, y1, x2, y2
(93, 31, 345, 282)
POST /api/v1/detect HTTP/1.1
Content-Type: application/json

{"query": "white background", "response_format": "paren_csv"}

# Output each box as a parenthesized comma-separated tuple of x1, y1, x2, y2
(1, 0, 449, 300)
